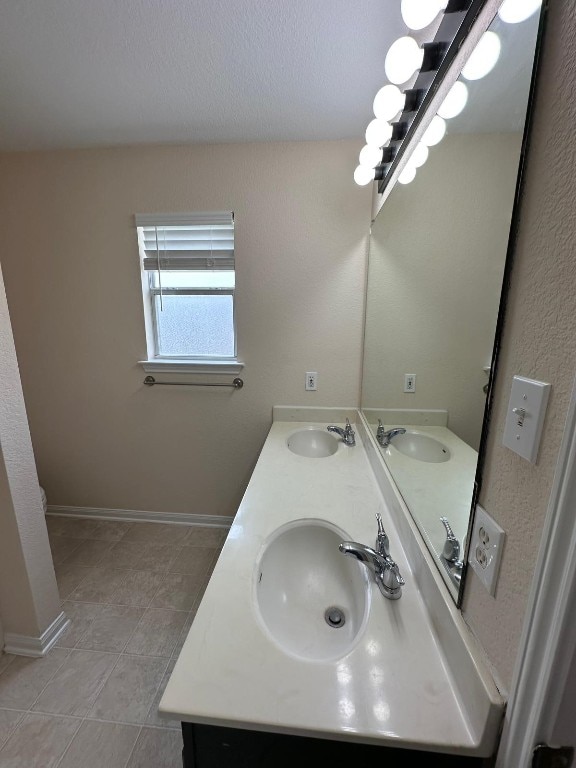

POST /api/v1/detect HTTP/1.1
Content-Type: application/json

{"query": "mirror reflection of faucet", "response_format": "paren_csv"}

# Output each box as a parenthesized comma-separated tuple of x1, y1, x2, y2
(339, 513, 405, 600)
(440, 517, 464, 588)
(376, 419, 406, 448)
(327, 418, 356, 446)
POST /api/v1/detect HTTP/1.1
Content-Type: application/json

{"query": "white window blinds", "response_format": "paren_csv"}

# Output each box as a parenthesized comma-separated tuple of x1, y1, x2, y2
(135, 212, 234, 271)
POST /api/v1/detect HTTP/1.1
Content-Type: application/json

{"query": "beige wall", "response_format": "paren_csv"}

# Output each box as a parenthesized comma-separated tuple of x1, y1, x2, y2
(362, 132, 522, 451)
(0, 141, 371, 517)
(462, 0, 576, 695)
(0, 262, 61, 640)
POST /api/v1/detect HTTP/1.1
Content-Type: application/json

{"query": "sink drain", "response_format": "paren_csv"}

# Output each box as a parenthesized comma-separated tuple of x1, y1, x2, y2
(325, 607, 346, 628)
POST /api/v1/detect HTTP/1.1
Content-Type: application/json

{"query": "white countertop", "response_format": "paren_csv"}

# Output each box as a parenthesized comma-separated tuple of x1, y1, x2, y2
(160, 415, 503, 756)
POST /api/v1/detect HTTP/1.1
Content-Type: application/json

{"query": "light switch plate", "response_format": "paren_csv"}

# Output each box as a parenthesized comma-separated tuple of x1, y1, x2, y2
(503, 375, 551, 463)
(469, 504, 505, 596)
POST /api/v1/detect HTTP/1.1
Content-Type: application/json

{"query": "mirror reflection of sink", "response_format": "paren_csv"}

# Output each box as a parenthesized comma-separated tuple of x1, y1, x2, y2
(388, 432, 451, 463)
(254, 520, 370, 662)
(286, 428, 338, 458)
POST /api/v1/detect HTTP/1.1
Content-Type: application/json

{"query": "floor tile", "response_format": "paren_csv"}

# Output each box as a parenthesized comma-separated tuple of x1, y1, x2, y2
(126, 726, 183, 768)
(0, 656, 14, 678)
(68, 566, 130, 603)
(75, 605, 145, 653)
(0, 713, 81, 768)
(90, 521, 133, 541)
(0, 710, 25, 750)
(184, 526, 228, 548)
(49, 518, 101, 539)
(0, 649, 70, 710)
(145, 660, 180, 729)
(168, 546, 215, 578)
(131, 543, 181, 573)
(32, 649, 118, 716)
(110, 571, 165, 607)
(49, 536, 82, 565)
(123, 523, 190, 546)
(54, 562, 93, 600)
(58, 720, 140, 768)
(96, 541, 143, 570)
(58, 539, 114, 567)
(99, 539, 181, 573)
(124, 609, 188, 658)
(45, 516, 70, 537)
(57, 602, 107, 648)
(170, 611, 196, 660)
(151, 573, 202, 611)
(88, 655, 168, 725)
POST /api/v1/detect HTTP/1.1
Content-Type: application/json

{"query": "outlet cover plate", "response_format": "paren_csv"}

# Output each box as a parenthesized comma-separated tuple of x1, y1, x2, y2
(305, 371, 317, 391)
(503, 375, 551, 463)
(469, 504, 505, 596)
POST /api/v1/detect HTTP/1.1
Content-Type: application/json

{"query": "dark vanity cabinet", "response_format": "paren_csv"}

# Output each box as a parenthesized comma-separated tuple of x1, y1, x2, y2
(181, 723, 491, 768)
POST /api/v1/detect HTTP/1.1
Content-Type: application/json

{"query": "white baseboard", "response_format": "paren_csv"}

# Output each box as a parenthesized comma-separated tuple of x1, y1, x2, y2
(4, 612, 70, 657)
(46, 505, 233, 528)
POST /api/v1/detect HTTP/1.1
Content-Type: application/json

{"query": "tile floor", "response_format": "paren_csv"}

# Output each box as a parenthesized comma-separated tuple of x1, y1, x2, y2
(0, 516, 226, 768)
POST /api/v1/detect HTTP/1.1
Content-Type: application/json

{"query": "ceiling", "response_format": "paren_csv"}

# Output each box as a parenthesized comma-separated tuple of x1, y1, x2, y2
(0, 0, 405, 151)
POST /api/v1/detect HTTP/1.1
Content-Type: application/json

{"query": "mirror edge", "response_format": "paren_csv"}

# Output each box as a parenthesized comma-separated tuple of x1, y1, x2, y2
(457, 0, 551, 607)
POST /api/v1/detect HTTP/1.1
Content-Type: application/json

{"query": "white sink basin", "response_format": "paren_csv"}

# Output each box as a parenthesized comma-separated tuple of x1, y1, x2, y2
(286, 428, 338, 458)
(388, 431, 450, 463)
(254, 520, 370, 661)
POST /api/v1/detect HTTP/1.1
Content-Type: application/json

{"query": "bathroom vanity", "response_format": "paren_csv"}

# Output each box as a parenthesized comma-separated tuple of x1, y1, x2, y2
(160, 408, 504, 766)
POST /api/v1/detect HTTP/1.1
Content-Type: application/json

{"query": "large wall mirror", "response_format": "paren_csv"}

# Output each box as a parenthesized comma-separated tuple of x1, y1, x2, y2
(361, 3, 545, 604)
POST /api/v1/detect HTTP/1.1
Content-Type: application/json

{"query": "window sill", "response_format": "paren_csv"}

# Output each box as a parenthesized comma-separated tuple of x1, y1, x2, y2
(139, 359, 244, 374)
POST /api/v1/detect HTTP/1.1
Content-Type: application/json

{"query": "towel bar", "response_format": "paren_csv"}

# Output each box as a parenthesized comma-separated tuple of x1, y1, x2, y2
(144, 376, 243, 389)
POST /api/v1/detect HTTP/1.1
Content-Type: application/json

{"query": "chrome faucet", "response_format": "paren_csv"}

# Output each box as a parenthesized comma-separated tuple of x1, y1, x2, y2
(376, 420, 406, 448)
(339, 513, 405, 600)
(327, 418, 355, 446)
(440, 517, 464, 588)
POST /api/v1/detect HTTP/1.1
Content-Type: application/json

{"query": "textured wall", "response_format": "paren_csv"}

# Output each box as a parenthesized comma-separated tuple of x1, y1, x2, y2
(462, 0, 576, 695)
(362, 133, 522, 450)
(0, 140, 371, 516)
(0, 263, 61, 637)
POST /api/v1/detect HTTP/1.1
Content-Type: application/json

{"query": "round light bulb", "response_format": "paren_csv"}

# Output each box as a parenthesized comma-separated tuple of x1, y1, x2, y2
(498, 0, 541, 24)
(398, 165, 417, 185)
(385, 37, 424, 85)
(401, 0, 447, 31)
(422, 115, 446, 147)
(462, 31, 501, 81)
(354, 165, 375, 186)
(373, 84, 405, 122)
(437, 81, 468, 119)
(410, 142, 429, 168)
(365, 119, 393, 148)
(359, 144, 383, 169)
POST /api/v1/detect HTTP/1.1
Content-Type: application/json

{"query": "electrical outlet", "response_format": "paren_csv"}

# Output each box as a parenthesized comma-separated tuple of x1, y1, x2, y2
(404, 374, 416, 393)
(469, 504, 505, 596)
(305, 371, 317, 391)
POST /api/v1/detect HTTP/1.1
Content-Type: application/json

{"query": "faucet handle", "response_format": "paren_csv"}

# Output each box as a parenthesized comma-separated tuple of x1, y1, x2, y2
(375, 512, 390, 557)
(376, 419, 385, 440)
(387, 559, 405, 587)
(440, 517, 460, 563)
(344, 418, 356, 446)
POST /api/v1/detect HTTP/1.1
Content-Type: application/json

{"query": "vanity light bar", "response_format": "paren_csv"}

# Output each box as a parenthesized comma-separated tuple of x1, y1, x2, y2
(354, 0, 477, 188)
(404, 88, 425, 112)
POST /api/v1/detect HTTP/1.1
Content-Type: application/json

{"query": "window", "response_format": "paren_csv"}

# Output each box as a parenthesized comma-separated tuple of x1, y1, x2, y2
(136, 212, 238, 369)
